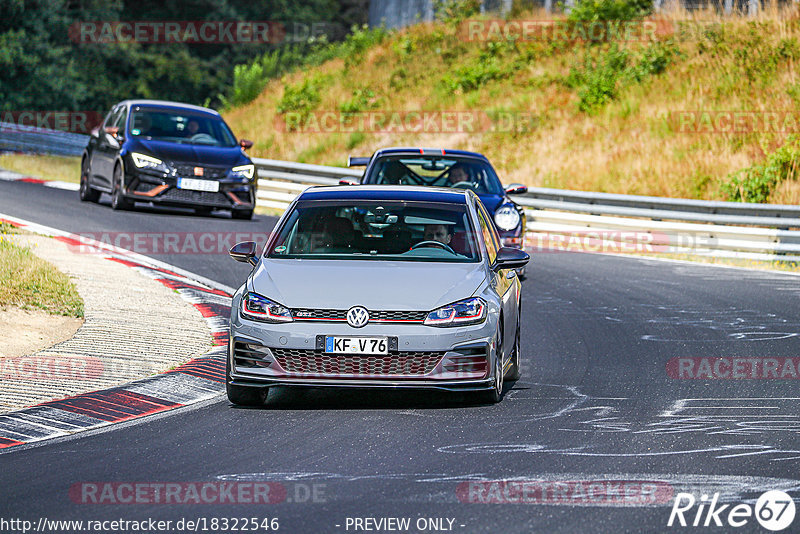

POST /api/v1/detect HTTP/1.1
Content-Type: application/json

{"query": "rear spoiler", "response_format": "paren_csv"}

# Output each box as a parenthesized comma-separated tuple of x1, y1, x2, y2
(347, 156, 370, 167)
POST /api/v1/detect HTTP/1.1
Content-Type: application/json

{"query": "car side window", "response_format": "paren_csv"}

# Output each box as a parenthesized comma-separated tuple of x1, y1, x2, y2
(113, 106, 127, 132)
(102, 107, 117, 128)
(474, 201, 498, 264)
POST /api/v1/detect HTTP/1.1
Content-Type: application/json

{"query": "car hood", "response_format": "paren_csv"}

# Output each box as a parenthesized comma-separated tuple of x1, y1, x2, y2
(134, 139, 244, 167)
(250, 260, 486, 311)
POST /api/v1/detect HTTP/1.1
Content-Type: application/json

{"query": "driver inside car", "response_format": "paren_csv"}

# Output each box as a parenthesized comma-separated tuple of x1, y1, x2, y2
(446, 163, 474, 188)
(423, 223, 453, 246)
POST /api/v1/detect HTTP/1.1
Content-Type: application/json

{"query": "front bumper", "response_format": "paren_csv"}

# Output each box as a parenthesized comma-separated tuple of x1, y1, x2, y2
(228, 317, 497, 391)
(124, 167, 256, 210)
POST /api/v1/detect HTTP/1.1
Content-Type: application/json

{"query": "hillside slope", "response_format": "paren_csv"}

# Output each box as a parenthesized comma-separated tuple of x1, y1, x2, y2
(224, 7, 800, 202)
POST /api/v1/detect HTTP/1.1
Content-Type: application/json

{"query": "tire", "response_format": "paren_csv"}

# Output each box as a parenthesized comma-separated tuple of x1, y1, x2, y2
(476, 323, 504, 404)
(225, 353, 269, 406)
(231, 209, 254, 220)
(110, 163, 133, 211)
(506, 308, 521, 381)
(79, 158, 100, 203)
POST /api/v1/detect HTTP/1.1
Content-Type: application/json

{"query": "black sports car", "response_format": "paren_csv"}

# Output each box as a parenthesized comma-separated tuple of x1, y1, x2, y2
(80, 99, 257, 219)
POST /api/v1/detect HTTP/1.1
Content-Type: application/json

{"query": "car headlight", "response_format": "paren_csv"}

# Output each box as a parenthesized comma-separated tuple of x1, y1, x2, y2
(231, 164, 255, 180)
(240, 292, 293, 323)
(494, 204, 521, 231)
(131, 152, 169, 173)
(424, 297, 486, 327)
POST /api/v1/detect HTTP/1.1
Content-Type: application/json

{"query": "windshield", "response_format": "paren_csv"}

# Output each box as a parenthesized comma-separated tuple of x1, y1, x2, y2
(364, 156, 504, 195)
(129, 107, 238, 147)
(268, 200, 480, 263)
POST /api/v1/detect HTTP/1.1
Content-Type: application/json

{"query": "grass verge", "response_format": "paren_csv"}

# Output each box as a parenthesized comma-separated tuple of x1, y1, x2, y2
(0, 153, 81, 184)
(0, 224, 84, 317)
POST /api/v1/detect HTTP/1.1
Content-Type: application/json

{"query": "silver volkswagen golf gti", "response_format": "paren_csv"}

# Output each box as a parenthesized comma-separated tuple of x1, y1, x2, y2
(226, 186, 529, 405)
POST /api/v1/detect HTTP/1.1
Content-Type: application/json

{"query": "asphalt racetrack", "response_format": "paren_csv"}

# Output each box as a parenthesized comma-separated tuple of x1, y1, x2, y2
(1, 178, 800, 533)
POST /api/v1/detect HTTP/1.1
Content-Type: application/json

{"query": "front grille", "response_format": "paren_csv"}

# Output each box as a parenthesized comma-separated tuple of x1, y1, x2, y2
(162, 187, 232, 206)
(291, 308, 427, 323)
(272, 348, 444, 376)
(174, 164, 228, 180)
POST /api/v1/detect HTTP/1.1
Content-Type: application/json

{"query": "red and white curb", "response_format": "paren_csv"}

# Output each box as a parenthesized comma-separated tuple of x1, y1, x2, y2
(0, 168, 80, 192)
(0, 214, 235, 451)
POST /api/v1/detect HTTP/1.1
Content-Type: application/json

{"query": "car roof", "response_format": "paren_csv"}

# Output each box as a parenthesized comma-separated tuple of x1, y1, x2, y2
(298, 185, 470, 204)
(117, 100, 221, 117)
(371, 147, 489, 161)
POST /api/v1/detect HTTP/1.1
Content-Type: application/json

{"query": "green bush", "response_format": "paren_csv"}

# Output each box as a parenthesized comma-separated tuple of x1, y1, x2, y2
(434, 0, 481, 24)
(224, 26, 387, 108)
(567, 42, 676, 113)
(277, 77, 322, 118)
(721, 136, 800, 203)
(568, 0, 652, 22)
(444, 58, 506, 92)
(339, 89, 380, 113)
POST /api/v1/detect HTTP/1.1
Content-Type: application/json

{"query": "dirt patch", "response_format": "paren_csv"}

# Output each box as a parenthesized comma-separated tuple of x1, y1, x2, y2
(0, 306, 83, 359)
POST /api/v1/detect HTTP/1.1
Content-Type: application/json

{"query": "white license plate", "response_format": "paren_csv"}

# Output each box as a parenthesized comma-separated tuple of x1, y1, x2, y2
(325, 336, 388, 355)
(177, 178, 219, 192)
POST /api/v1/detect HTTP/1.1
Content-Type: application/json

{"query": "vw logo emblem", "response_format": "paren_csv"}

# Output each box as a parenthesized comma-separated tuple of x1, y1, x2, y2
(347, 306, 370, 328)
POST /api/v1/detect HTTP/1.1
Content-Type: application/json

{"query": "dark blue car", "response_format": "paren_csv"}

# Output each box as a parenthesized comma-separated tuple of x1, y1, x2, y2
(348, 147, 528, 275)
(80, 99, 257, 219)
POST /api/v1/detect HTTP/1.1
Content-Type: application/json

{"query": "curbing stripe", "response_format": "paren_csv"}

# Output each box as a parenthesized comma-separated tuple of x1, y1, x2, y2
(0, 213, 235, 452)
(0, 438, 24, 449)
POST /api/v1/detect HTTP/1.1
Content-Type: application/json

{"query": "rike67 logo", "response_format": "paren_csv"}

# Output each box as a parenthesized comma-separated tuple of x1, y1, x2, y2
(668, 491, 796, 531)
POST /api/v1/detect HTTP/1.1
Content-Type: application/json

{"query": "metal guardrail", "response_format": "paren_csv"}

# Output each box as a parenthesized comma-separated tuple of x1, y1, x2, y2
(524, 187, 800, 223)
(4, 131, 798, 262)
(252, 158, 800, 263)
(0, 122, 88, 157)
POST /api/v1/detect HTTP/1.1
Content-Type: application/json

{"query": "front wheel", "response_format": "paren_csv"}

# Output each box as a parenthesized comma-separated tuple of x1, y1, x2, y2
(476, 325, 504, 404)
(506, 311, 521, 381)
(226, 355, 269, 406)
(79, 158, 100, 203)
(110, 164, 133, 211)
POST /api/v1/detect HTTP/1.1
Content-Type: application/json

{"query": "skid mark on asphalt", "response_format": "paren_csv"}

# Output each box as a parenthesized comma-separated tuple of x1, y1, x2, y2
(483, 384, 800, 461)
(213, 471, 800, 506)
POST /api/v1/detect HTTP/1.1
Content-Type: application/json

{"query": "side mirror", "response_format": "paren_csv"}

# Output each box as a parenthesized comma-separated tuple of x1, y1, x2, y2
(504, 183, 528, 195)
(90, 127, 100, 138)
(229, 241, 258, 266)
(240, 139, 254, 150)
(339, 179, 359, 185)
(492, 247, 530, 272)
(348, 156, 369, 167)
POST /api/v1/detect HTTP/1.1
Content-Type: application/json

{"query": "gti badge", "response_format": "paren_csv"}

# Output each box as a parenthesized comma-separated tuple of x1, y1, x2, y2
(346, 306, 370, 328)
